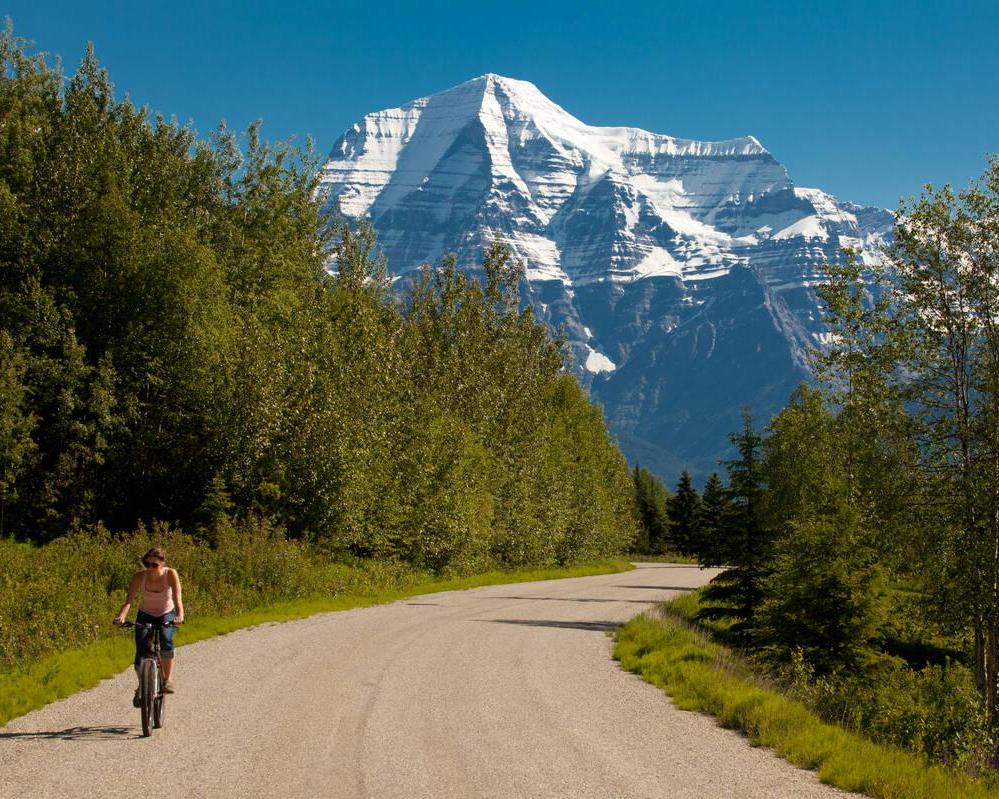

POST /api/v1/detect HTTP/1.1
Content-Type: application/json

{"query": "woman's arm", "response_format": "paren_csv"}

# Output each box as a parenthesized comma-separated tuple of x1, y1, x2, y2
(170, 569, 184, 624)
(114, 573, 141, 624)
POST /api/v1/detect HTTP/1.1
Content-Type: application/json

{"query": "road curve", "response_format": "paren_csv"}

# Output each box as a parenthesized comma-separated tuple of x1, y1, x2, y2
(1, 564, 849, 798)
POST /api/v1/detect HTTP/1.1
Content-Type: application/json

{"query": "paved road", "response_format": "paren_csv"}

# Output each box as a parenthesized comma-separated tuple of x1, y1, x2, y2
(1, 563, 848, 798)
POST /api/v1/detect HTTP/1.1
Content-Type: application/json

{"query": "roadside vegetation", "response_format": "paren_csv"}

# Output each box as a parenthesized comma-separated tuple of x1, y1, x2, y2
(616, 600, 999, 799)
(0, 28, 639, 719)
(636, 156, 999, 787)
(0, 526, 630, 725)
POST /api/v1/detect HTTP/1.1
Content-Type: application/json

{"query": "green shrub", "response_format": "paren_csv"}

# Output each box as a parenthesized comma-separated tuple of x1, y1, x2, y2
(791, 657, 992, 771)
(0, 519, 424, 670)
(655, 589, 994, 778)
(616, 610, 999, 799)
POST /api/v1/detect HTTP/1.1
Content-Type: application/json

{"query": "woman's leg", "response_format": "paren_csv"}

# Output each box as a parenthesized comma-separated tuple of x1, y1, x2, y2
(160, 611, 177, 685)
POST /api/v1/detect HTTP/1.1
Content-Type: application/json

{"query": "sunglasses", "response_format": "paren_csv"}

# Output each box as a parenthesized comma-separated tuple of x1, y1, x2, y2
(143, 560, 164, 568)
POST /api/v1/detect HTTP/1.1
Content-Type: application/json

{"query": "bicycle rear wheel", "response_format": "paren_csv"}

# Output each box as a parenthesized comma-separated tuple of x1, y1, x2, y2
(153, 667, 165, 729)
(139, 659, 156, 737)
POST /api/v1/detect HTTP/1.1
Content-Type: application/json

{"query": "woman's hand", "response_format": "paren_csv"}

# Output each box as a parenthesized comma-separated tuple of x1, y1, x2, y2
(174, 614, 185, 625)
(113, 612, 127, 626)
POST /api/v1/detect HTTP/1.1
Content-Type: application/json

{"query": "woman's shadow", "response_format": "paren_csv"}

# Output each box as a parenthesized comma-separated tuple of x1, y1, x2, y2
(0, 725, 136, 741)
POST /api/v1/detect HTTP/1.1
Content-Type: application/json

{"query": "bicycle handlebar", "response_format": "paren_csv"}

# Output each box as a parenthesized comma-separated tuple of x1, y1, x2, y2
(116, 620, 181, 629)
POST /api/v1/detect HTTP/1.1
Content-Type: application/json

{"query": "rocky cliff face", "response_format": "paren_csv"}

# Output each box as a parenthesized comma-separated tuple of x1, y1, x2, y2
(318, 74, 893, 478)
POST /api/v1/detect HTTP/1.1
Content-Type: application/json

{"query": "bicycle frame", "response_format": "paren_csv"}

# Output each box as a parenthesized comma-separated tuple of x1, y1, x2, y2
(126, 620, 172, 667)
(120, 620, 174, 736)
(141, 624, 165, 664)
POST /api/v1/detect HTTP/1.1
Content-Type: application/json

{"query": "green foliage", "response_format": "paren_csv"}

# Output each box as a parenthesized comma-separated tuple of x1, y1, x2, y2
(668, 469, 700, 554)
(616, 602, 999, 798)
(880, 159, 999, 720)
(0, 531, 632, 725)
(700, 411, 773, 638)
(758, 513, 884, 675)
(0, 330, 35, 534)
(814, 252, 920, 572)
(804, 156, 999, 721)
(757, 385, 886, 674)
(697, 472, 728, 563)
(0, 31, 637, 572)
(0, 520, 349, 666)
(791, 655, 991, 771)
(631, 465, 670, 554)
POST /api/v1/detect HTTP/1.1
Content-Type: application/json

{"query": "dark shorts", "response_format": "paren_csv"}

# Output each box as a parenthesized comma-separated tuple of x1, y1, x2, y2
(134, 609, 177, 668)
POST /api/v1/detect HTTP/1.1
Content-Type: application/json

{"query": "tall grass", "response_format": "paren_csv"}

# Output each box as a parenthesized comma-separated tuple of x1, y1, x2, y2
(614, 609, 999, 799)
(0, 525, 631, 726)
(0, 519, 424, 669)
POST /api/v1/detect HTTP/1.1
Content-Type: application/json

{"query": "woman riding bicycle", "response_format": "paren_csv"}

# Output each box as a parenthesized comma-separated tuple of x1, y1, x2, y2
(114, 547, 185, 699)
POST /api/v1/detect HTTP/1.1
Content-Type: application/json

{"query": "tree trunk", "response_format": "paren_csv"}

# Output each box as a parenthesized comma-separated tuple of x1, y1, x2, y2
(987, 621, 999, 724)
(975, 621, 986, 696)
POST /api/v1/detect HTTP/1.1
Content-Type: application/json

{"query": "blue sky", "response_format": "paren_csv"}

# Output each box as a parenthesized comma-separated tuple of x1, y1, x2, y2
(5, 0, 997, 209)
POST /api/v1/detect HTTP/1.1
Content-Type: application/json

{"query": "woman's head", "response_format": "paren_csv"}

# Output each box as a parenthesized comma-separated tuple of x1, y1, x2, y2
(142, 547, 166, 569)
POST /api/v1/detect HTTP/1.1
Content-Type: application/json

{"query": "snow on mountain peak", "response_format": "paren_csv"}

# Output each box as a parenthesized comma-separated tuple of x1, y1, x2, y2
(318, 74, 885, 289)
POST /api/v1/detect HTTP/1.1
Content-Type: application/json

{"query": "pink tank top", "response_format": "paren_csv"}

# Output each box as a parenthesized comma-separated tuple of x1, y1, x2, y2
(139, 569, 175, 616)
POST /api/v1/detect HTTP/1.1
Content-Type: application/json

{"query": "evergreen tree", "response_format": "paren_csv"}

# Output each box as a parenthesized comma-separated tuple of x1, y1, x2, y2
(757, 385, 884, 674)
(668, 469, 701, 555)
(700, 411, 772, 638)
(697, 472, 728, 563)
(632, 465, 670, 554)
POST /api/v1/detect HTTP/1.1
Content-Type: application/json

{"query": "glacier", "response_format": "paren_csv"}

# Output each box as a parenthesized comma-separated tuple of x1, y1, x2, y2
(317, 73, 893, 479)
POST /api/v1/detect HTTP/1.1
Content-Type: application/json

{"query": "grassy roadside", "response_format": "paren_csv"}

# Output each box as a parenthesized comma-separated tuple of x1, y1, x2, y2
(1, 558, 632, 727)
(614, 603, 998, 799)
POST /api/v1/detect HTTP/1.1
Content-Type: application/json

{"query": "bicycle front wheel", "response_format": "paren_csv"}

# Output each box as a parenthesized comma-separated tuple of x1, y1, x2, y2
(139, 659, 156, 737)
(153, 668, 165, 729)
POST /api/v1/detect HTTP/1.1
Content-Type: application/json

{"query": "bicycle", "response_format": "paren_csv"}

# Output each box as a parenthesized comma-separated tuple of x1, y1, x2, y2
(118, 620, 177, 737)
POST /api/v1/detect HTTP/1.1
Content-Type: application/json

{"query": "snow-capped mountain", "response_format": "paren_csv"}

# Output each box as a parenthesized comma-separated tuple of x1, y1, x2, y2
(318, 74, 893, 478)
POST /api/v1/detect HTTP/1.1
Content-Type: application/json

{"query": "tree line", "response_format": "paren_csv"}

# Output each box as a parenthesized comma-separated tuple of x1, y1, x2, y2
(632, 157, 999, 766)
(632, 465, 726, 559)
(0, 31, 637, 571)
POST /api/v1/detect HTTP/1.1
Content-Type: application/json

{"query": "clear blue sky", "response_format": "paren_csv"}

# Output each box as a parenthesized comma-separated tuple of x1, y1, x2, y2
(5, 0, 997, 209)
